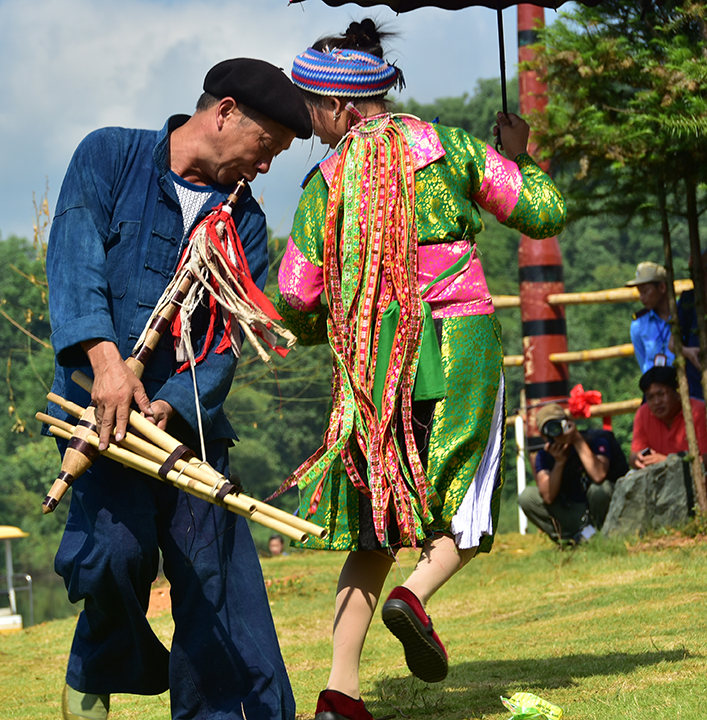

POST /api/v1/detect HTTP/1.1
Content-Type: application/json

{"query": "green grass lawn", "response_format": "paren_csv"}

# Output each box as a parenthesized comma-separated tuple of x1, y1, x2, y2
(2, 531, 706, 720)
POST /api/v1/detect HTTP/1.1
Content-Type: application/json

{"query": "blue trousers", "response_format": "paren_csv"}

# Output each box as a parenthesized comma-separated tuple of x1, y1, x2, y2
(55, 439, 295, 720)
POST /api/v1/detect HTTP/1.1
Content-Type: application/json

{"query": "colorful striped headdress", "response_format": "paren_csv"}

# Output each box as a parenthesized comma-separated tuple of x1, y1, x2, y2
(291, 47, 403, 98)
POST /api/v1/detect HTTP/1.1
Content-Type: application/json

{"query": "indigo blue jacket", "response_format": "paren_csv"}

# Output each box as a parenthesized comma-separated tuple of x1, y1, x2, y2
(47, 115, 269, 443)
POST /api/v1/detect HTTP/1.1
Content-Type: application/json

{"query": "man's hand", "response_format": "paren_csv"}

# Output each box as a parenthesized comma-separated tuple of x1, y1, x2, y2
(492, 112, 530, 160)
(565, 420, 610, 483)
(81, 340, 153, 450)
(633, 448, 667, 469)
(545, 438, 571, 463)
(145, 399, 175, 431)
(683, 346, 701, 370)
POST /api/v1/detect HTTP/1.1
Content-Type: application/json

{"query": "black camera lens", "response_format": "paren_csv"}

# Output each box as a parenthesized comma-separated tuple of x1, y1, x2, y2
(542, 419, 564, 439)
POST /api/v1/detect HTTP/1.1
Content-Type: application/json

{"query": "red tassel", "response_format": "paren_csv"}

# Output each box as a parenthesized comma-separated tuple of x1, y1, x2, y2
(170, 203, 292, 372)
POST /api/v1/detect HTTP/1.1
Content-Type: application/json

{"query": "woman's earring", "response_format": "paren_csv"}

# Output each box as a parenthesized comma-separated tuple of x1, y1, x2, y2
(333, 110, 341, 122)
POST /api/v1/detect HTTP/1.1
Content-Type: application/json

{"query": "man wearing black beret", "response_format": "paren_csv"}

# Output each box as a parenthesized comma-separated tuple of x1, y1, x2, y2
(46, 58, 311, 720)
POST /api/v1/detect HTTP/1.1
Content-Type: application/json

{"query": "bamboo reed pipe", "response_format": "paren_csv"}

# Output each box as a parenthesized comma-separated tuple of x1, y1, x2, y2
(40, 415, 256, 518)
(44, 420, 308, 542)
(46, 389, 327, 540)
(71, 371, 326, 538)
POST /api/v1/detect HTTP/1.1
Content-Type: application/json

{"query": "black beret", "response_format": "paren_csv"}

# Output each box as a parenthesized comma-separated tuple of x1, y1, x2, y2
(204, 58, 312, 140)
(639, 365, 678, 393)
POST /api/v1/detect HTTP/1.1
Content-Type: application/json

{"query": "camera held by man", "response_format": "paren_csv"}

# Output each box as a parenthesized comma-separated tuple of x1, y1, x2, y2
(518, 404, 629, 544)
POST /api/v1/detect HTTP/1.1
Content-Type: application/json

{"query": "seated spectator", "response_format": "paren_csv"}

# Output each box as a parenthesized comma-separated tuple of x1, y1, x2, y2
(630, 366, 707, 468)
(268, 534, 286, 557)
(626, 261, 674, 373)
(519, 404, 629, 543)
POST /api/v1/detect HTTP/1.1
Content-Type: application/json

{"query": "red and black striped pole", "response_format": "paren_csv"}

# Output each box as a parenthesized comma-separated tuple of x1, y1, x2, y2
(517, 4, 569, 449)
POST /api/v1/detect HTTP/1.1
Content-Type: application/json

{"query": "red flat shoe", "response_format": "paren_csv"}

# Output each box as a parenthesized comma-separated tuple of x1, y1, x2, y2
(314, 689, 373, 720)
(381, 586, 448, 683)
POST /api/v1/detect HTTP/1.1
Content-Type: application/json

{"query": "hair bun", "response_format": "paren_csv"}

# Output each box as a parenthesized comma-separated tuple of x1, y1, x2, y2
(345, 19, 380, 48)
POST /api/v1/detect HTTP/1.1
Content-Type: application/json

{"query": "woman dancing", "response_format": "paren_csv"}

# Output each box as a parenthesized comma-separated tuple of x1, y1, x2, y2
(275, 19, 566, 720)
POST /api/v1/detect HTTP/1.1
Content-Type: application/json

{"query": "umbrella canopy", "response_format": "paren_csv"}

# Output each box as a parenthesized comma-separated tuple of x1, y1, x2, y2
(292, 0, 600, 9)
(290, 0, 604, 12)
(289, 0, 605, 113)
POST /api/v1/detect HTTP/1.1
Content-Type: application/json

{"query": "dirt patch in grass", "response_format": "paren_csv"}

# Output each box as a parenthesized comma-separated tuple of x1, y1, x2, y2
(147, 584, 171, 618)
(628, 533, 707, 552)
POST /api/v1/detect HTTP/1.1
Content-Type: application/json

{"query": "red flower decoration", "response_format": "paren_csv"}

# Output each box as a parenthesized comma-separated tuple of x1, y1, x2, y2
(568, 384, 602, 418)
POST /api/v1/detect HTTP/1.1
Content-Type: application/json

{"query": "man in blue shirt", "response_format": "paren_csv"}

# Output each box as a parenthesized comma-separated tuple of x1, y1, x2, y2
(46, 59, 311, 720)
(626, 261, 674, 373)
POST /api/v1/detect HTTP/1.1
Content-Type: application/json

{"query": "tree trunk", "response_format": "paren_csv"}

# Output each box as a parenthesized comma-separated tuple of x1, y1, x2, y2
(659, 178, 707, 514)
(685, 175, 707, 404)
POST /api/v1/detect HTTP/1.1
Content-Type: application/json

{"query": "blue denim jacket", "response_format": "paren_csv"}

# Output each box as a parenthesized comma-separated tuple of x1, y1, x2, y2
(47, 115, 269, 442)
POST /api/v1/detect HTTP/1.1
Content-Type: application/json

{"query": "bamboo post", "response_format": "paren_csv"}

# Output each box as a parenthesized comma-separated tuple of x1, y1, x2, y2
(658, 178, 706, 514)
(546, 280, 693, 306)
(685, 177, 707, 410)
(549, 343, 635, 364)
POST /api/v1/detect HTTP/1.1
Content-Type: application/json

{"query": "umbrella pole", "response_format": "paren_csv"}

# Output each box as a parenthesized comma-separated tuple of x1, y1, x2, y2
(497, 7, 508, 116)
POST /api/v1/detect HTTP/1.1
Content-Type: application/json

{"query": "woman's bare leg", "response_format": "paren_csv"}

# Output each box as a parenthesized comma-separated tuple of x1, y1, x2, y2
(326, 549, 395, 697)
(403, 534, 477, 605)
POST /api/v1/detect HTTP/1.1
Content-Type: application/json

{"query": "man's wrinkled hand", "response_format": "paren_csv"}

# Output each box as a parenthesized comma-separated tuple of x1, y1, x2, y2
(81, 340, 153, 450)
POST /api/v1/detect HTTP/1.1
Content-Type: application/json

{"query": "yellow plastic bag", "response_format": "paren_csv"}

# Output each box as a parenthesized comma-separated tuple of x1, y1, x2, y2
(500, 692, 563, 719)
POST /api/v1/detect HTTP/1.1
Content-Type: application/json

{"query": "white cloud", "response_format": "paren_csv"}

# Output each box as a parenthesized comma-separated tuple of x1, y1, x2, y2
(0, 0, 522, 240)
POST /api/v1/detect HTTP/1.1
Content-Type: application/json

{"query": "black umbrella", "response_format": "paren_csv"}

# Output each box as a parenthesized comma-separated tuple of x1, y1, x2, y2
(289, 0, 604, 114)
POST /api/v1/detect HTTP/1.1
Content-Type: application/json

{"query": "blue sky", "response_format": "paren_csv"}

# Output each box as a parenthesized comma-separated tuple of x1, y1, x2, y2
(0, 0, 543, 241)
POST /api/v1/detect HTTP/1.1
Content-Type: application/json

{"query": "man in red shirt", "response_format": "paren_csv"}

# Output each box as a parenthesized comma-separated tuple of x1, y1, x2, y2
(630, 366, 707, 468)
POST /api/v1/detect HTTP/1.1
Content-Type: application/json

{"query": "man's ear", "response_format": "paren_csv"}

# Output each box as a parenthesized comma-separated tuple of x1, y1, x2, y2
(216, 97, 238, 130)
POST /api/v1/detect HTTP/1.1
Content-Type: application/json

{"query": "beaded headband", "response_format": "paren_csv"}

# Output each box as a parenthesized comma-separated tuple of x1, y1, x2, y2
(291, 47, 403, 98)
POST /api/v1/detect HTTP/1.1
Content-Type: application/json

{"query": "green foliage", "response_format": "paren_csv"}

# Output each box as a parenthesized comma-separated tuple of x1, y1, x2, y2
(395, 76, 519, 143)
(0, 440, 67, 573)
(224, 238, 333, 518)
(0, 233, 54, 456)
(526, 0, 707, 222)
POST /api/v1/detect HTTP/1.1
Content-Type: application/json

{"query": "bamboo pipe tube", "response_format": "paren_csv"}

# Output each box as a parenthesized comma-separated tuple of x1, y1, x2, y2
(44, 398, 256, 515)
(71, 371, 326, 538)
(42, 417, 309, 543)
(38, 413, 257, 520)
(42, 401, 101, 513)
(48, 388, 326, 540)
(42, 182, 250, 514)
